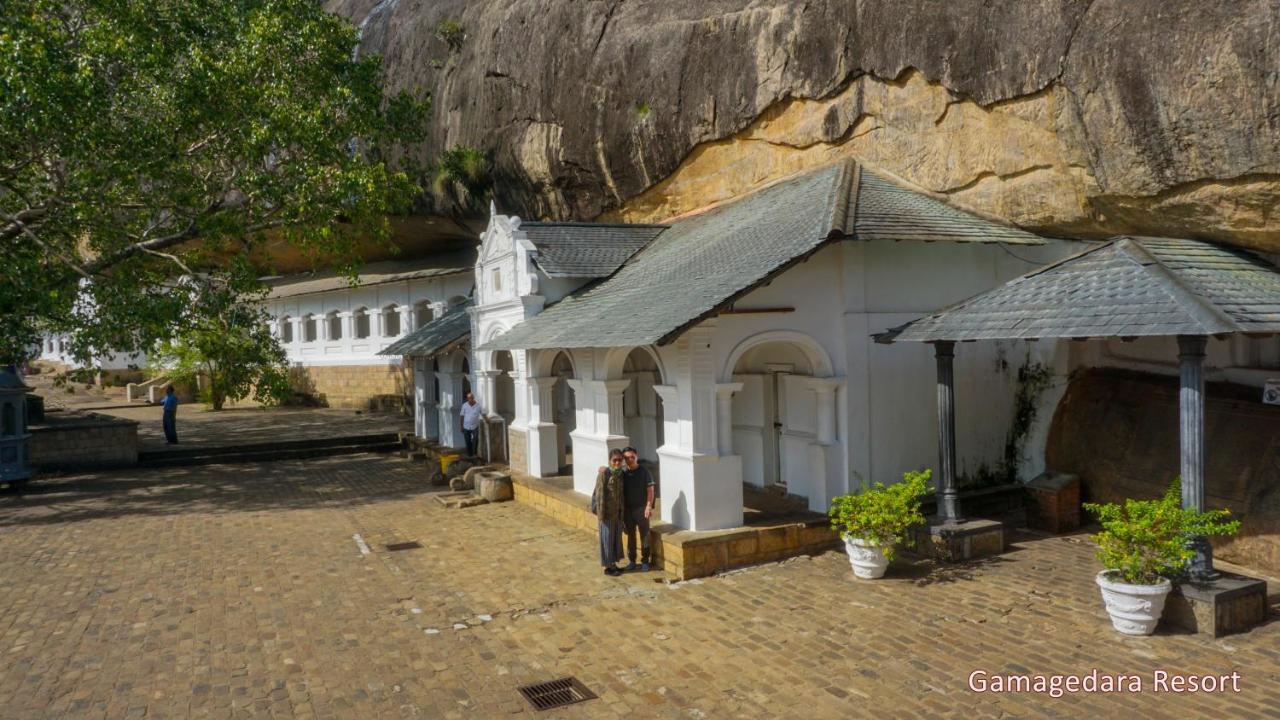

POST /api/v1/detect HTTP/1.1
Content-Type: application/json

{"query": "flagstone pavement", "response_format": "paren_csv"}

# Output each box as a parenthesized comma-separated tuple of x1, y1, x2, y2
(0, 454, 1277, 719)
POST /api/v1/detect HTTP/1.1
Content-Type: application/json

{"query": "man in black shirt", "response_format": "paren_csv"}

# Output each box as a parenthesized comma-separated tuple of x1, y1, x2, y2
(621, 446, 655, 571)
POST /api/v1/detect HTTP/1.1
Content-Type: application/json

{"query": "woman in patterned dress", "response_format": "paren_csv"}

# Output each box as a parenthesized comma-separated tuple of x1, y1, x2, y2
(591, 448, 627, 576)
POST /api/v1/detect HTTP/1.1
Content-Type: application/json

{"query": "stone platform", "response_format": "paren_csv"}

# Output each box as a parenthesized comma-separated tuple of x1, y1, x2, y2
(1165, 571, 1269, 637)
(510, 473, 839, 579)
(912, 517, 1005, 562)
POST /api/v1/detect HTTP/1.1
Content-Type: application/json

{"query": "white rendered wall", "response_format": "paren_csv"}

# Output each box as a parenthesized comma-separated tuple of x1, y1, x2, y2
(265, 272, 473, 369)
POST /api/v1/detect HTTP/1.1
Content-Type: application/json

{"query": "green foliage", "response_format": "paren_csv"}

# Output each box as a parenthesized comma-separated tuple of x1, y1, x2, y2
(1, 0, 429, 365)
(635, 101, 652, 121)
(431, 146, 492, 215)
(828, 470, 930, 561)
(435, 19, 465, 52)
(1084, 481, 1241, 585)
(150, 285, 290, 410)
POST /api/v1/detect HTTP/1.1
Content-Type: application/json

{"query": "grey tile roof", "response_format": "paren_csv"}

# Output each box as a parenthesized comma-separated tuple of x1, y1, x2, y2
(378, 300, 473, 357)
(482, 160, 1051, 351)
(876, 237, 1280, 343)
(483, 160, 857, 351)
(522, 223, 667, 278)
(263, 251, 476, 299)
(855, 169, 1045, 245)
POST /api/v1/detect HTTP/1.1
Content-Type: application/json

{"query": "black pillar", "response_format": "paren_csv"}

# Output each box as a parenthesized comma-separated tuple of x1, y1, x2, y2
(934, 341, 963, 523)
(1178, 334, 1215, 580)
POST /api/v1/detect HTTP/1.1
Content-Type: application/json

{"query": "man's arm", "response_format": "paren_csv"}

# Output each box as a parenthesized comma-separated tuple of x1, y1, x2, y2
(644, 468, 656, 518)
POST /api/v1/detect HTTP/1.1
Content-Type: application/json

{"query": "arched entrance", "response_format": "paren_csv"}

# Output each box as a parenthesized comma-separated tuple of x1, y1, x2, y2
(550, 351, 576, 473)
(493, 350, 516, 420)
(731, 340, 819, 493)
(620, 347, 664, 463)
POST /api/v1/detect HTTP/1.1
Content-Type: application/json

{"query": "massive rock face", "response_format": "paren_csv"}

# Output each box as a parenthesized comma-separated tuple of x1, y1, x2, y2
(331, 0, 1280, 251)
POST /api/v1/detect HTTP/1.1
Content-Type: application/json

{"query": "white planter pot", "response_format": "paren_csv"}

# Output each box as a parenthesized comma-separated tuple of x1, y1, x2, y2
(843, 535, 890, 579)
(1095, 570, 1172, 636)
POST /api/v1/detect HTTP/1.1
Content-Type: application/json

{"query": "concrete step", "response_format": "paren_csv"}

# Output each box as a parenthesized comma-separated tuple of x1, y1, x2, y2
(138, 433, 402, 467)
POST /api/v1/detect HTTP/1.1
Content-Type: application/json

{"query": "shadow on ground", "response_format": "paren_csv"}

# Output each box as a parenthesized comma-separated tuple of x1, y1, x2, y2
(0, 454, 439, 527)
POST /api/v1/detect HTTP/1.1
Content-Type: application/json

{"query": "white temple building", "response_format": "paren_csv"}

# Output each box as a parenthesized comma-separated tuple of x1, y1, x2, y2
(392, 160, 1088, 531)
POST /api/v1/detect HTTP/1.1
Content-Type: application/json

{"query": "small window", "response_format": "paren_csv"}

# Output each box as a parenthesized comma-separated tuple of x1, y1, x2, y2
(281, 317, 294, 344)
(303, 315, 317, 343)
(353, 308, 370, 339)
(414, 301, 433, 330)
(492, 269, 502, 293)
(327, 312, 343, 341)
(383, 306, 401, 337)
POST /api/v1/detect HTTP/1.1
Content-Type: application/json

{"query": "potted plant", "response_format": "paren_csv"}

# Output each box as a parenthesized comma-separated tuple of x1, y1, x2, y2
(828, 470, 930, 579)
(1084, 481, 1240, 636)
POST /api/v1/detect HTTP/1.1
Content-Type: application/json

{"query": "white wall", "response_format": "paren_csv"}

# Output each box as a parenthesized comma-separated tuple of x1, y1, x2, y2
(267, 273, 473, 368)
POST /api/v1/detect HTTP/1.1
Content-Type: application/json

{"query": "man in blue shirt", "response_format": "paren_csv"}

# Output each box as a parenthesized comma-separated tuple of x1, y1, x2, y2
(161, 385, 179, 444)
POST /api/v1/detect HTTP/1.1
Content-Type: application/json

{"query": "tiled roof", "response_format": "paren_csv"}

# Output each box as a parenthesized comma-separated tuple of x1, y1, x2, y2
(876, 237, 1280, 343)
(855, 169, 1045, 245)
(378, 300, 473, 357)
(263, 252, 475, 300)
(482, 160, 1050, 351)
(522, 223, 667, 278)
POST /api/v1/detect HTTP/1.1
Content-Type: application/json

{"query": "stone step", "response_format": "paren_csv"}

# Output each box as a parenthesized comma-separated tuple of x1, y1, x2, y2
(138, 433, 402, 467)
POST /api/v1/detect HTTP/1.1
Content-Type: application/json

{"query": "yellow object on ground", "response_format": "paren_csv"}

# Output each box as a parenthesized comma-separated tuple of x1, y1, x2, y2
(440, 454, 460, 473)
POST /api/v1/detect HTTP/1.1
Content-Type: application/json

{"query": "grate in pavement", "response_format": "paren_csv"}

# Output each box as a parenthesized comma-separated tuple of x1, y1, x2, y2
(518, 677, 597, 711)
(385, 541, 423, 552)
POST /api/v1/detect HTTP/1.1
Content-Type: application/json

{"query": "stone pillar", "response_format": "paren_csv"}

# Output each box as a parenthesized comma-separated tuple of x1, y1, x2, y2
(369, 309, 383, 342)
(475, 369, 500, 418)
(436, 370, 466, 449)
(808, 378, 840, 446)
(934, 341, 962, 523)
(1178, 334, 1215, 579)
(341, 311, 354, 341)
(526, 376, 560, 477)
(714, 382, 743, 456)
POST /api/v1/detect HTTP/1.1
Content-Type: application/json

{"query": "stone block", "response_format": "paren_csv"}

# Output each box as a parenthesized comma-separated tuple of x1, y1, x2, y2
(727, 536, 758, 561)
(476, 472, 514, 502)
(912, 518, 1005, 562)
(1164, 572, 1268, 637)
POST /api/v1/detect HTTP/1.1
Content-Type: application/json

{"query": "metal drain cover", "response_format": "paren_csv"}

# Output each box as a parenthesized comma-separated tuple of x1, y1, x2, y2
(385, 541, 423, 552)
(518, 677, 597, 711)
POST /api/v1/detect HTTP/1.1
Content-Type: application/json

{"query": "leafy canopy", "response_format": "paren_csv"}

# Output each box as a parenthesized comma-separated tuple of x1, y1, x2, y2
(149, 282, 291, 411)
(1, 0, 428, 364)
(828, 470, 930, 561)
(1084, 481, 1240, 585)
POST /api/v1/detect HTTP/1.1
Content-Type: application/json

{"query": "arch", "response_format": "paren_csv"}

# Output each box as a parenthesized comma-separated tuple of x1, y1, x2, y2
(301, 314, 318, 343)
(531, 347, 578, 379)
(381, 304, 402, 337)
(325, 310, 343, 341)
(352, 307, 371, 339)
(721, 330, 834, 382)
(602, 344, 667, 384)
(413, 300, 434, 330)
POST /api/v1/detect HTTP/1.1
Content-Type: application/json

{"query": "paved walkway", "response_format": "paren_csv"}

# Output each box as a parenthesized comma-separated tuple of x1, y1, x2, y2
(0, 455, 1277, 719)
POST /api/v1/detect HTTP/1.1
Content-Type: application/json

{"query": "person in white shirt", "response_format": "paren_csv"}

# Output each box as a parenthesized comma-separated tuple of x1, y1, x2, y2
(459, 392, 484, 457)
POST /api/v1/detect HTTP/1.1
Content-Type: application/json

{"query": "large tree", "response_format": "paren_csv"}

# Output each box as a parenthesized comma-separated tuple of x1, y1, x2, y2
(0, 0, 427, 365)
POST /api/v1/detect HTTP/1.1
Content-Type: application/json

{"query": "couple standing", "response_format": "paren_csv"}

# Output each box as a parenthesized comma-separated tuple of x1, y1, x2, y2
(591, 447, 655, 576)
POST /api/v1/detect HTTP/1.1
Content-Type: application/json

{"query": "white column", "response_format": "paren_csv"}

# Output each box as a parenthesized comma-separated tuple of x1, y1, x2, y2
(569, 378, 632, 495)
(807, 377, 843, 513)
(476, 370, 500, 418)
(526, 376, 560, 477)
(436, 370, 465, 449)
(369, 309, 383, 341)
(656, 324, 745, 532)
(413, 357, 428, 438)
(340, 311, 354, 342)
(808, 378, 841, 446)
(715, 382, 744, 456)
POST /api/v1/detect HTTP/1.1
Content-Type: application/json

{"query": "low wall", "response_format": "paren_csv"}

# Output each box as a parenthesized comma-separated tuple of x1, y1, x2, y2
(289, 364, 412, 411)
(29, 412, 139, 471)
(511, 473, 839, 580)
(1047, 368, 1280, 577)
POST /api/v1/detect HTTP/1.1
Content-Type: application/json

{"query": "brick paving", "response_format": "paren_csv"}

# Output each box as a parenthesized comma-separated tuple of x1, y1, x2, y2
(1, 455, 1278, 719)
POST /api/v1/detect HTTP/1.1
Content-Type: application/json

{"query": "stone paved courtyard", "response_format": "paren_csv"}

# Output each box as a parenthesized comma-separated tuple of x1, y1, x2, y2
(1, 455, 1278, 719)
